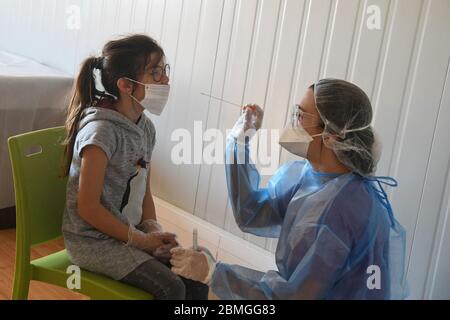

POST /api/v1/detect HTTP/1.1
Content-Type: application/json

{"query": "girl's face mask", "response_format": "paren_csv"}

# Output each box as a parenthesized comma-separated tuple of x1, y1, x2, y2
(126, 78, 170, 116)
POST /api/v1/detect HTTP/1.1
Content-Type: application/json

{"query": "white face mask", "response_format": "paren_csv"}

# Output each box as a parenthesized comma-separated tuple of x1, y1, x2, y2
(126, 78, 170, 115)
(279, 123, 323, 158)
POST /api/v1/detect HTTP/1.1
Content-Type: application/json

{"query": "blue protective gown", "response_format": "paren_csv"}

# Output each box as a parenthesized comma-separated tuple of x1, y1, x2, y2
(209, 139, 408, 300)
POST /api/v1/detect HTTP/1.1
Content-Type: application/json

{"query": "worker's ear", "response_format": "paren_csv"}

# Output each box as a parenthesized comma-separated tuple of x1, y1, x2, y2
(116, 78, 134, 96)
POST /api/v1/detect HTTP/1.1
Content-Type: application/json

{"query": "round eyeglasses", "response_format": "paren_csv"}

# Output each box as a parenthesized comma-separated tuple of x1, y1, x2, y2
(150, 64, 170, 82)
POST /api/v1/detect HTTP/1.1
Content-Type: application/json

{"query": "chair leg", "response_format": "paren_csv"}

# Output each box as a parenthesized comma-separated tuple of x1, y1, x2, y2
(11, 245, 32, 300)
(11, 265, 31, 300)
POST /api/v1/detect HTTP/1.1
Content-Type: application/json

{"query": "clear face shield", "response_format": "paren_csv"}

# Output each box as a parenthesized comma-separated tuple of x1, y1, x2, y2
(290, 104, 323, 129)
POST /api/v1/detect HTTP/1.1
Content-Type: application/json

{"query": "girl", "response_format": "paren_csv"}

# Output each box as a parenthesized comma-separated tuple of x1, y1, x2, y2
(62, 34, 208, 300)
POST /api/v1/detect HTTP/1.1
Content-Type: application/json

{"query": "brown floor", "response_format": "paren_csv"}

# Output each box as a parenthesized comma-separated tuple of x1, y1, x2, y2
(0, 228, 87, 300)
(0, 228, 217, 300)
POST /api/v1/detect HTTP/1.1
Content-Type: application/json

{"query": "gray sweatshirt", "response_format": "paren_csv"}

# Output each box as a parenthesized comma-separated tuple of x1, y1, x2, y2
(62, 104, 157, 280)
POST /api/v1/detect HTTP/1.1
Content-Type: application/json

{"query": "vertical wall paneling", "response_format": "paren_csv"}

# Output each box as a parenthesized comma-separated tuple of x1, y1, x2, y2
(279, 0, 333, 167)
(372, 0, 423, 177)
(132, 0, 152, 33)
(210, 0, 260, 239)
(389, 0, 450, 298)
(191, 0, 227, 221)
(157, 0, 204, 212)
(422, 57, 450, 299)
(236, 0, 283, 248)
(149, 0, 183, 200)
(195, 0, 237, 227)
(175, 0, 227, 219)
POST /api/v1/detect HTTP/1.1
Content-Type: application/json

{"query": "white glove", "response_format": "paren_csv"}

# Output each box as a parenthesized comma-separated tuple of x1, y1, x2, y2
(170, 246, 216, 285)
(152, 243, 176, 264)
(126, 224, 177, 254)
(137, 219, 163, 233)
(229, 104, 264, 144)
(135, 219, 179, 262)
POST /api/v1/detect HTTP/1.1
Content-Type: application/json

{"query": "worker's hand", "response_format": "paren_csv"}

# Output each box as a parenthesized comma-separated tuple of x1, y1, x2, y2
(126, 224, 177, 254)
(152, 243, 177, 264)
(170, 246, 216, 284)
(243, 104, 264, 131)
(229, 104, 264, 144)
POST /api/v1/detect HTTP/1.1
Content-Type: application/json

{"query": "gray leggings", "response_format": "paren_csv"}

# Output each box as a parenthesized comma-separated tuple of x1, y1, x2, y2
(121, 258, 209, 300)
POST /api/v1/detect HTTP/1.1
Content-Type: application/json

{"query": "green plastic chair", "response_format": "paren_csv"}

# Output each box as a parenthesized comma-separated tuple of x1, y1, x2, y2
(8, 126, 153, 300)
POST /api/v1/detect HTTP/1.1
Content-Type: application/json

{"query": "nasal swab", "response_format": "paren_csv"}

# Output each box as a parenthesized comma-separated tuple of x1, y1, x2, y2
(200, 92, 242, 108)
(200, 92, 259, 117)
(193, 228, 198, 250)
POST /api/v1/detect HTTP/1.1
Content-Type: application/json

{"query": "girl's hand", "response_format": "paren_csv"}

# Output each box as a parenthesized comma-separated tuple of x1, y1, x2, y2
(138, 219, 163, 233)
(152, 243, 177, 264)
(127, 225, 177, 254)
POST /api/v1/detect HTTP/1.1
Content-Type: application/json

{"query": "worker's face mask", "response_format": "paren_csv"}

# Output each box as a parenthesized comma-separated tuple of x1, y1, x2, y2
(279, 124, 323, 158)
(126, 78, 170, 115)
(279, 104, 323, 158)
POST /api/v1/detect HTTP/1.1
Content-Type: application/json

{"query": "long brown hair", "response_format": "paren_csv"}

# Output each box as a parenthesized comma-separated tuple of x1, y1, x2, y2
(62, 34, 165, 176)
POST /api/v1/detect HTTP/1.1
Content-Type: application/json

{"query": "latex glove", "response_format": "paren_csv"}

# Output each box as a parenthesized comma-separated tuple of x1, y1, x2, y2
(136, 219, 179, 262)
(246, 104, 264, 131)
(137, 219, 163, 233)
(126, 224, 177, 254)
(229, 104, 264, 144)
(138, 218, 179, 247)
(170, 246, 216, 285)
(152, 243, 176, 264)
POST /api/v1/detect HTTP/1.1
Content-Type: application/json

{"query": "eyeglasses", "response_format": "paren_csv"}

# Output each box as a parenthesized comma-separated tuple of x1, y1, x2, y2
(150, 64, 170, 82)
(291, 104, 321, 128)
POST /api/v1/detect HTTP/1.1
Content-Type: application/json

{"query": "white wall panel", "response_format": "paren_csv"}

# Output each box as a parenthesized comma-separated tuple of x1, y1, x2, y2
(388, 0, 450, 298)
(191, 0, 229, 222)
(1, 0, 449, 298)
(422, 59, 450, 299)
(195, 0, 236, 228)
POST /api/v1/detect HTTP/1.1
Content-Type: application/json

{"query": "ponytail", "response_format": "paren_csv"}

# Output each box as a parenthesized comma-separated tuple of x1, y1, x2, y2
(62, 56, 100, 177)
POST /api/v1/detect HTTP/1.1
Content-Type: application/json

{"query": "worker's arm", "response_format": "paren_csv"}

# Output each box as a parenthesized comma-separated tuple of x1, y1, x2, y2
(210, 224, 350, 300)
(225, 138, 305, 237)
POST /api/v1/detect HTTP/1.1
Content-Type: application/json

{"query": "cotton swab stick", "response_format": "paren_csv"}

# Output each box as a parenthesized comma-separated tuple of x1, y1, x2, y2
(200, 92, 242, 108)
(193, 228, 198, 250)
(200, 92, 259, 117)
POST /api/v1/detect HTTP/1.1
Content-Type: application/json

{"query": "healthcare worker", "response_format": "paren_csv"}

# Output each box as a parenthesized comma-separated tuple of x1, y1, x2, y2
(170, 79, 409, 300)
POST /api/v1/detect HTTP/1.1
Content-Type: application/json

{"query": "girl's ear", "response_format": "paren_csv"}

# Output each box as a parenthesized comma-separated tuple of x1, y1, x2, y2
(116, 78, 134, 95)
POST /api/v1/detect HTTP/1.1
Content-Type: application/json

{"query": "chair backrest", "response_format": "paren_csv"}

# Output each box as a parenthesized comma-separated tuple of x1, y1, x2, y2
(8, 126, 68, 246)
